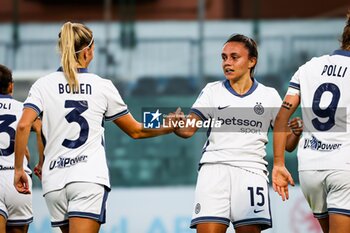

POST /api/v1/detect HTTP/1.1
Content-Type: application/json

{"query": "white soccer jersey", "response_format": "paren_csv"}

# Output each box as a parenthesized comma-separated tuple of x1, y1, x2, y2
(24, 68, 128, 195)
(191, 79, 281, 171)
(289, 50, 350, 171)
(0, 95, 30, 174)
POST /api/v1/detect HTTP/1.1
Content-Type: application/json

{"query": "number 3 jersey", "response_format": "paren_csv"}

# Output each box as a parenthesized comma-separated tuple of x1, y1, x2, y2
(0, 95, 31, 174)
(191, 79, 281, 173)
(289, 50, 350, 171)
(24, 68, 129, 195)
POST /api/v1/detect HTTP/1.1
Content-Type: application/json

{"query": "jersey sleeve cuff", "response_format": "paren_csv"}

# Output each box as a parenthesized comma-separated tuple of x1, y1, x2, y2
(289, 82, 300, 90)
(23, 103, 41, 115)
(190, 108, 207, 121)
(105, 109, 129, 121)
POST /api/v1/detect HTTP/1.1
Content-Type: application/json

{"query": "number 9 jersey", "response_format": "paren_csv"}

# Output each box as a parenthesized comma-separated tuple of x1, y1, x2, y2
(24, 68, 129, 195)
(288, 50, 350, 171)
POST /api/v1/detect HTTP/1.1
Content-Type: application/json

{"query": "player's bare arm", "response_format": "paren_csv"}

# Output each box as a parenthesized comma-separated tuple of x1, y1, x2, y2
(272, 93, 300, 201)
(31, 117, 44, 180)
(14, 108, 38, 194)
(113, 109, 180, 139)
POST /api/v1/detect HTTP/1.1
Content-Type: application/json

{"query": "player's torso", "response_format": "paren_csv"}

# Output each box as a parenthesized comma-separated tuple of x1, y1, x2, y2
(201, 80, 280, 165)
(33, 72, 111, 192)
(297, 53, 350, 170)
(0, 96, 30, 173)
(211, 80, 275, 134)
(38, 73, 108, 158)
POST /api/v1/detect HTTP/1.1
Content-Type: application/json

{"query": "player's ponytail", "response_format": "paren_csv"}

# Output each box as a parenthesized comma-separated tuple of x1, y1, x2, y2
(341, 11, 350, 50)
(59, 22, 79, 91)
(58, 22, 93, 91)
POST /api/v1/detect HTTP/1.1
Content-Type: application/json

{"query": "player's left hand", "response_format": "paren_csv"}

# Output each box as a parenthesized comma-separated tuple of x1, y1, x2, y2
(288, 117, 303, 136)
(14, 169, 31, 194)
(34, 163, 43, 181)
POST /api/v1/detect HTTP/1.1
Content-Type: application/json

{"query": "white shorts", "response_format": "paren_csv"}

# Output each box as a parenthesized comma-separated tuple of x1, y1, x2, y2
(0, 170, 33, 226)
(44, 182, 109, 227)
(299, 170, 350, 219)
(190, 163, 272, 230)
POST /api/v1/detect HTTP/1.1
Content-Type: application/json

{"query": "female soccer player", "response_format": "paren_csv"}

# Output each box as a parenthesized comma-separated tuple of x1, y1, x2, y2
(13, 22, 176, 233)
(273, 12, 350, 233)
(174, 34, 302, 233)
(0, 64, 42, 233)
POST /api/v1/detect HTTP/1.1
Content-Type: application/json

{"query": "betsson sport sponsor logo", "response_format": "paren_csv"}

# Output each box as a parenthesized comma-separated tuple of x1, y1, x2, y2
(49, 155, 88, 170)
(163, 116, 262, 134)
(303, 135, 342, 152)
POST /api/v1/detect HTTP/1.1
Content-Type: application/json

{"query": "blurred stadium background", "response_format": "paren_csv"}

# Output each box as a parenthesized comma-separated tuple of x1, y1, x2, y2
(1, 0, 349, 232)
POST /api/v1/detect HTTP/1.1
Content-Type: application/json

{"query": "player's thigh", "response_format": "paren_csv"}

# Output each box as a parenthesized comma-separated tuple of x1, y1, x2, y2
(59, 224, 69, 233)
(329, 214, 350, 233)
(0, 214, 6, 233)
(196, 222, 227, 233)
(317, 217, 329, 233)
(299, 170, 328, 218)
(69, 217, 101, 233)
(230, 168, 271, 230)
(235, 224, 261, 233)
(6, 225, 29, 233)
(0, 199, 7, 225)
(190, 164, 231, 228)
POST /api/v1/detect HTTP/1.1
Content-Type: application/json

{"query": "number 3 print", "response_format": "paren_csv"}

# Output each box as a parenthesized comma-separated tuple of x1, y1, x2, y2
(0, 114, 16, 156)
(62, 100, 89, 149)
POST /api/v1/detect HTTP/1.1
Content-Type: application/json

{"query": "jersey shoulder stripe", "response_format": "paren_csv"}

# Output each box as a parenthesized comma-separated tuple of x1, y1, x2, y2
(190, 108, 208, 121)
(105, 109, 129, 121)
(289, 82, 300, 90)
(23, 103, 41, 115)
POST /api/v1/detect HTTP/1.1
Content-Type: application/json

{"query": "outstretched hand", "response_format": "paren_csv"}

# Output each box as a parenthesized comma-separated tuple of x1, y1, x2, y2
(272, 165, 294, 201)
(14, 169, 31, 194)
(165, 107, 185, 129)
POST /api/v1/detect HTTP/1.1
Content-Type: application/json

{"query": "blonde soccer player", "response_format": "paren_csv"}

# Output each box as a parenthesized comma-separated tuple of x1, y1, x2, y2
(13, 22, 177, 233)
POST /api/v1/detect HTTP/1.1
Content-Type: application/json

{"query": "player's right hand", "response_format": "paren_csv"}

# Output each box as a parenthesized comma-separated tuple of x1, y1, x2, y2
(14, 169, 31, 194)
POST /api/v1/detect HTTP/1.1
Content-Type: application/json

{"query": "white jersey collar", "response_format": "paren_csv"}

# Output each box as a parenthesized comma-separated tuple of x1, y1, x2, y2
(223, 78, 258, 98)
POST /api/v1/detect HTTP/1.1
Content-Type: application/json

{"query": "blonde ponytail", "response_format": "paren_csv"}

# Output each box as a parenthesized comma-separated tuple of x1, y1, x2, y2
(58, 22, 93, 91)
(59, 22, 79, 90)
